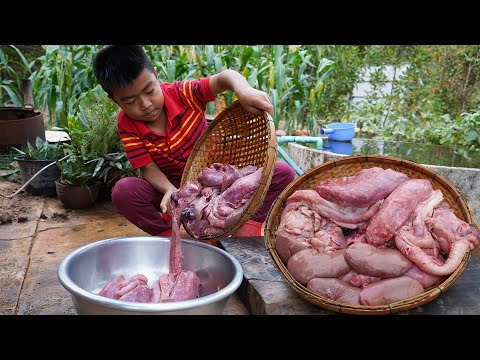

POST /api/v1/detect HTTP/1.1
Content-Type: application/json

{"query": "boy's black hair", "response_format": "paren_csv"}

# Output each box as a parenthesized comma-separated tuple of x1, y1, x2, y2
(92, 45, 155, 97)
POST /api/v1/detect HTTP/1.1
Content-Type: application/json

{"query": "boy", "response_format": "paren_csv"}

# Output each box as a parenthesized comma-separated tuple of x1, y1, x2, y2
(92, 45, 295, 238)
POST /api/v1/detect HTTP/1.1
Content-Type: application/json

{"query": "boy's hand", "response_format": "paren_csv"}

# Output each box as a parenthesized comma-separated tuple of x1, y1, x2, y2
(236, 87, 274, 117)
(160, 189, 175, 216)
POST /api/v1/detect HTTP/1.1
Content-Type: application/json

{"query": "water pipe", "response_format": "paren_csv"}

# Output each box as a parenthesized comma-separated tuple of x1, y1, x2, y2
(277, 145, 304, 176)
(277, 136, 324, 150)
(0, 154, 71, 198)
(276, 135, 324, 176)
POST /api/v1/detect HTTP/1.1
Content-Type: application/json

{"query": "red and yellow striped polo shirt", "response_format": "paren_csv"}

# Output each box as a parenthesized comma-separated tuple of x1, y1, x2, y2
(118, 78, 216, 175)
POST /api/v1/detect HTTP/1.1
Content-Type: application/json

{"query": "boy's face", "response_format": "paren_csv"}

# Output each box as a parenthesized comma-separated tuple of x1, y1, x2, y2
(110, 68, 164, 123)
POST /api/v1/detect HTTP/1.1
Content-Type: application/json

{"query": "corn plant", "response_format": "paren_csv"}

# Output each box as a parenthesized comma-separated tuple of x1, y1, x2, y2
(12, 44, 478, 150)
(31, 45, 101, 128)
(0, 45, 35, 106)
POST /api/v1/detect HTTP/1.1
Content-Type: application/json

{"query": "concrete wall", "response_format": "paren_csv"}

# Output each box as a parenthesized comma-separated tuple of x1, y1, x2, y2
(287, 142, 480, 225)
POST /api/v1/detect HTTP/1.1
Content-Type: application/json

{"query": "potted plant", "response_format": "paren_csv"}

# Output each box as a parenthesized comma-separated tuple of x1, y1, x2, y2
(88, 152, 138, 201)
(55, 154, 101, 210)
(65, 85, 139, 200)
(53, 85, 139, 209)
(13, 137, 65, 196)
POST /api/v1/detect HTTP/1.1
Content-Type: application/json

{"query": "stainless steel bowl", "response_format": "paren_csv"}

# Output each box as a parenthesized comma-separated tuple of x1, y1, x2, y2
(57, 236, 243, 315)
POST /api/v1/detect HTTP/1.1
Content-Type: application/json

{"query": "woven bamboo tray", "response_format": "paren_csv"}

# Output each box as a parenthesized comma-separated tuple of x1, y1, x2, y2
(264, 154, 479, 314)
(181, 100, 277, 242)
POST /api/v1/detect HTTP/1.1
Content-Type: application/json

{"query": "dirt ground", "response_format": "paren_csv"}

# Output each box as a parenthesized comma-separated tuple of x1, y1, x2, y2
(0, 181, 34, 224)
(0, 178, 249, 315)
(0, 180, 67, 224)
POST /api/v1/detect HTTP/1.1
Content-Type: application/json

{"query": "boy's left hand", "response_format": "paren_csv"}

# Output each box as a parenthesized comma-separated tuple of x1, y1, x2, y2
(236, 87, 274, 117)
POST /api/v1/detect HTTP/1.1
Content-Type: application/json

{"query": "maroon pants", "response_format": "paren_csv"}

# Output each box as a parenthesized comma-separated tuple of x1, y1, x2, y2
(111, 161, 295, 235)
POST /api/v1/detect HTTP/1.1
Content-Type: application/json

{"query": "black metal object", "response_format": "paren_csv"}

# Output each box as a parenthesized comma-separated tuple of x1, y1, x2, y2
(0, 79, 46, 148)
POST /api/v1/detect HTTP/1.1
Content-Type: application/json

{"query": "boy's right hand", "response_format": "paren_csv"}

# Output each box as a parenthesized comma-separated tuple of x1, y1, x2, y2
(160, 189, 175, 217)
(236, 87, 274, 117)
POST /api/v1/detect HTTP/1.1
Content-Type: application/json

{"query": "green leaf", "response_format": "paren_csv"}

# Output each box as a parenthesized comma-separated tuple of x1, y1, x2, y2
(318, 67, 334, 83)
(9, 45, 31, 74)
(0, 49, 8, 68)
(12, 147, 25, 155)
(45, 45, 59, 55)
(78, 113, 90, 130)
(27, 141, 35, 155)
(0, 85, 22, 106)
(55, 99, 64, 114)
(205, 45, 214, 65)
(35, 136, 44, 149)
(240, 47, 254, 71)
(93, 157, 105, 177)
(464, 130, 478, 143)
(103, 168, 111, 182)
(166, 60, 176, 82)
(247, 68, 258, 86)
(183, 69, 196, 80)
(214, 57, 223, 73)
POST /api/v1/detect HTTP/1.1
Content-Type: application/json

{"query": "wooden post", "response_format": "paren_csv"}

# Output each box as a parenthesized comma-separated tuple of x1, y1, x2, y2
(22, 79, 34, 109)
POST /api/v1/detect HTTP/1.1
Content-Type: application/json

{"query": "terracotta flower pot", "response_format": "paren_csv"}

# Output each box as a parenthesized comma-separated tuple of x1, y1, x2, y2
(295, 129, 310, 136)
(55, 180, 101, 210)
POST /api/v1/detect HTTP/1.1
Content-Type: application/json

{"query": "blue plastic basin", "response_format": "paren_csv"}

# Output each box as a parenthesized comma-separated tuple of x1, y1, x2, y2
(323, 140, 353, 155)
(320, 123, 356, 141)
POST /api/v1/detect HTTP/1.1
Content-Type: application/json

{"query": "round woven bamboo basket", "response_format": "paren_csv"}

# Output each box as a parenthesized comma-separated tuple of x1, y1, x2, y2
(181, 100, 277, 242)
(264, 154, 479, 314)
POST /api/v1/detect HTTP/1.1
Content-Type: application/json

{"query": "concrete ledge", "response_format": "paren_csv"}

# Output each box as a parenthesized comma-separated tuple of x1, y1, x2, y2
(220, 237, 480, 315)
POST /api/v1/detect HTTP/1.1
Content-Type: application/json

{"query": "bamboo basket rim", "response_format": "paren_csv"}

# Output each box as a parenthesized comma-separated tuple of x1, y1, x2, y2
(264, 154, 478, 315)
(180, 100, 277, 242)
